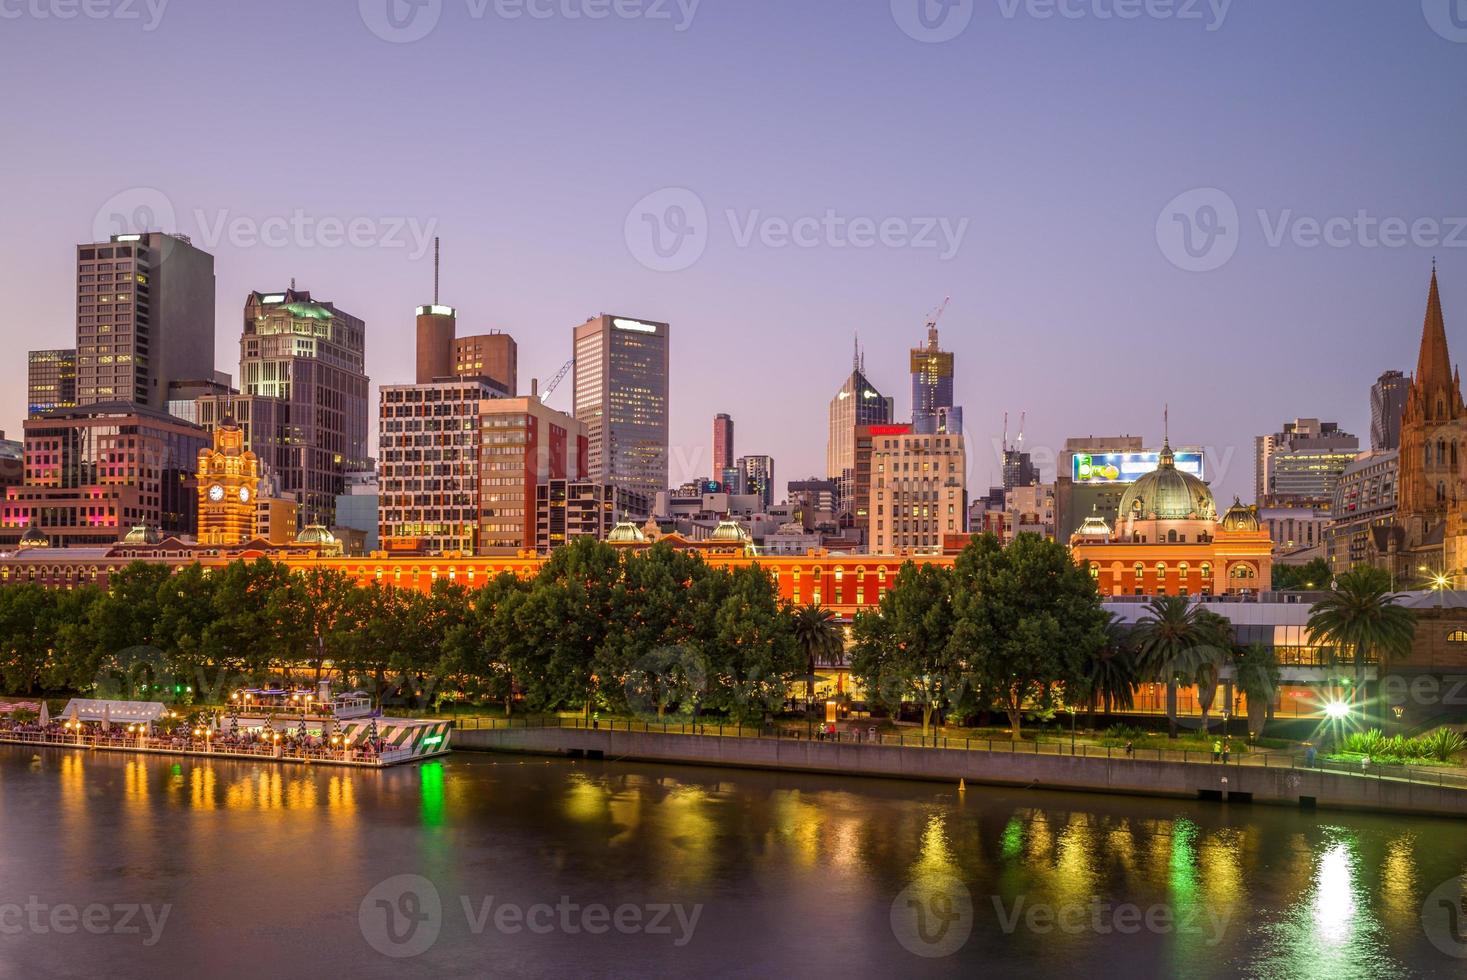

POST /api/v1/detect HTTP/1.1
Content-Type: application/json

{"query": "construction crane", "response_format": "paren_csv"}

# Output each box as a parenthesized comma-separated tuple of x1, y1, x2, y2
(923, 296, 951, 347)
(536, 358, 575, 401)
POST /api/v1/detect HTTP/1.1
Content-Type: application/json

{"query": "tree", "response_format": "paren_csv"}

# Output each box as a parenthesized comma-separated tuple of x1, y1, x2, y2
(0, 586, 59, 694)
(1131, 595, 1233, 737)
(1232, 642, 1281, 738)
(440, 572, 529, 713)
(270, 567, 358, 684)
(950, 534, 1108, 741)
(1078, 612, 1137, 726)
(1271, 557, 1332, 592)
(849, 563, 959, 738)
(154, 563, 218, 694)
(703, 564, 799, 725)
(1307, 564, 1417, 700)
(791, 603, 844, 711)
(511, 537, 624, 715)
(601, 544, 710, 717)
(201, 558, 298, 683)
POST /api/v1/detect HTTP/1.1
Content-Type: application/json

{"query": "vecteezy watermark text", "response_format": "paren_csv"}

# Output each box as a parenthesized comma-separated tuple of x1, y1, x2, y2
(992, 896, 1233, 945)
(358, 0, 700, 44)
(891, 0, 1231, 43)
(359, 875, 702, 959)
(0, 898, 171, 947)
(625, 187, 970, 272)
(0, 0, 168, 30)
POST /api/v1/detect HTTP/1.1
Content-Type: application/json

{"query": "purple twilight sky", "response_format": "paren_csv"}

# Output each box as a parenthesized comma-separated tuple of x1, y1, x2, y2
(1, 0, 1465, 504)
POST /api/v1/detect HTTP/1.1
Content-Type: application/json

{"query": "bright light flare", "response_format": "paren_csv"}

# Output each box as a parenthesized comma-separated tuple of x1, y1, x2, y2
(1324, 701, 1351, 721)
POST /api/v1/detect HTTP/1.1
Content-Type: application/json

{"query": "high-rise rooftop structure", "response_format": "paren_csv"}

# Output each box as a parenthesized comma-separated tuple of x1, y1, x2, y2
(27, 349, 76, 417)
(735, 455, 775, 510)
(911, 303, 961, 436)
(713, 413, 734, 474)
(1255, 418, 1359, 508)
(454, 333, 517, 395)
(74, 232, 215, 412)
(869, 428, 967, 555)
(828, 339, 894, 509)
(572, 314, 669, 500)
(239, 288, 370, 526)
(1371, 369, 1408, 451)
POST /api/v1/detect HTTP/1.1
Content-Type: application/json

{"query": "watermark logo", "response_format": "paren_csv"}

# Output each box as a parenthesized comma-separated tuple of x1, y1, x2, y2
(624, 645, 708, 718)
(625, 187, 708, 273)
(995, 0, 1231, 31)
(359, 0, 443, 43)
(93, 187, 177, 244)
(1156, 187, 1239, 273)
(891, 0, 975, 43)
(359, 874, 443, 959)
(0, 0, 169, 30)
(1423, 875, 1467, 958)
(891, 875, 973, 958)
(0, 899, 171, 947)
(1423, 0, 1467, 43)
(993, 896, 1232, 944)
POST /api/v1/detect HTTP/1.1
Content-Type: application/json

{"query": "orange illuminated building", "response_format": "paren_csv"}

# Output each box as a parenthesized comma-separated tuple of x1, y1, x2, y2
(1070, 440, 1273, 596)
(196, 419, 260, 546)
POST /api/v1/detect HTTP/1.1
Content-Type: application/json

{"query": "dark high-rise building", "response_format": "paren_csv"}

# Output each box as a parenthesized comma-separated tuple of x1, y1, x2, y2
(74, 232, 215, 412)
(736, 455, 775, 509)
(27, 349, 77, 416)
(828, 341, 895, 509)
(713, 413, 734, 474)
(1002, 449, 1038, 490)
(573, 314, 670, 500)
(1371, 369, 1408, 451)
(239, 289, 370, 526)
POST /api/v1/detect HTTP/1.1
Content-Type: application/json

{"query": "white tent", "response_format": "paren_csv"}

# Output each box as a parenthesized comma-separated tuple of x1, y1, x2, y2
(58, 700, 168, 726)
(38, 702, 49, 726)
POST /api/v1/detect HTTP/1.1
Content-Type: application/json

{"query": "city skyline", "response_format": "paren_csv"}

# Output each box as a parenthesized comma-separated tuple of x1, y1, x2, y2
(2, 2, 1464, 506)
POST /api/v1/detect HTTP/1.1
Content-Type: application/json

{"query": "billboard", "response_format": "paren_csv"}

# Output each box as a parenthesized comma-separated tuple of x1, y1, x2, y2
(1072, 451, 1205, 484)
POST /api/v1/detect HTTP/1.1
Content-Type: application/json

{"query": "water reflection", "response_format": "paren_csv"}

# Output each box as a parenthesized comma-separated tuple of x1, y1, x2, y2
(0, 748, 1457, 977)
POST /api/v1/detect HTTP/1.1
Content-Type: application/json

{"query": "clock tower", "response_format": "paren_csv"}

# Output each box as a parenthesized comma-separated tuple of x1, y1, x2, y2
(196, 418, 261, 546)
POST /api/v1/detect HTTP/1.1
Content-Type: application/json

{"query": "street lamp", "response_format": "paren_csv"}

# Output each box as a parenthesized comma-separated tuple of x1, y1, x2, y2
(1067, 705, 1077, 755)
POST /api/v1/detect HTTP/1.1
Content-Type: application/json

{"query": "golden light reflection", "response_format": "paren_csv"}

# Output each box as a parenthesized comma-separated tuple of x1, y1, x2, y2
(1052, 815, 1099, 907)
(327, 773, 357, 811)
(1379, 835, 1418, 932)
(659, 783, 715, 885)
(1200, 829, 1245, 913)
(1104, 821, 1136, 873)
(909, 813, 961, 886)
(563, 773, 608, 823)
(772, 792, 824, 869)
(123, 758, 148, 804)
(189, 766, 217, 810)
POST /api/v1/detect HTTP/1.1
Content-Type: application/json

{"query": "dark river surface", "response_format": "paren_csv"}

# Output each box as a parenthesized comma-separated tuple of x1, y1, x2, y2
(0, 746, 1464, 979)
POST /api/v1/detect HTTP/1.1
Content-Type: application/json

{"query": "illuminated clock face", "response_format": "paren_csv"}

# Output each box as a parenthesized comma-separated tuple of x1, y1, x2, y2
(208, 485, 224, 503)
(238, 487, 251, 504)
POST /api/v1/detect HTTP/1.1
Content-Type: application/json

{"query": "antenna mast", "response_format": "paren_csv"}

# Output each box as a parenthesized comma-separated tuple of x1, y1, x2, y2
(433, 237, 440, 305)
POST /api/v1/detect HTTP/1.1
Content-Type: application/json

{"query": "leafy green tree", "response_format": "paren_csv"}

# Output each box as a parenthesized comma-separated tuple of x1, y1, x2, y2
(440, 572, 529, 713)
(1131, 595, 1233, 736)
(510, 537, 624, 715)
(791, 603, 845, 711)
(154, 563, 218, 694)
(1271, 557, 1332, 592)
(270, 567, 358, 684)
(703, 564, 799, 725)
(1308, 564, 1417, 700)
(200, 558, 297, 683)
(950, 533, 1107, 741)
(1232, 642, 1281, 737)
(849, 563, 959, 738)
(46, 586, 105, 692)
(0, 585, 59, 694)
(601, 544, 710, 717)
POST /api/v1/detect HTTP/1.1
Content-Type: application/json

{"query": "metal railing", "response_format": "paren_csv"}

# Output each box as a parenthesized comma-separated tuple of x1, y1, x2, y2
(455, 715, 1467, 790)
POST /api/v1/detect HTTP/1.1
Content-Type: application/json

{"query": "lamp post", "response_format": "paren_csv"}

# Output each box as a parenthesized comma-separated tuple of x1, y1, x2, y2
(1067, 705, 1077, 755)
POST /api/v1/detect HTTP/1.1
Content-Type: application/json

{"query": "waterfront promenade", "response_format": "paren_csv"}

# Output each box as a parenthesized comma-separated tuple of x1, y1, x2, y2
(453, 716, 1467, 817)
(0, 729, 409, 768)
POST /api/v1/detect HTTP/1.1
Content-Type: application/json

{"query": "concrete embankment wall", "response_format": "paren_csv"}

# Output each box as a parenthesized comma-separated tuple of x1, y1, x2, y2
(451, 727, 1467, 818)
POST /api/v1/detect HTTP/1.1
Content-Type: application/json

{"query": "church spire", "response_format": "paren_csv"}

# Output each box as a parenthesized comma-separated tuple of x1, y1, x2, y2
(1416, 264, 1452, 392)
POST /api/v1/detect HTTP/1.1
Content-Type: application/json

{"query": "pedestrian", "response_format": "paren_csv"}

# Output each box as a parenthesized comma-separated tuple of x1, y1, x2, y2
(1222, 737, 1231, 764)
(1305, 743, 1317, 768)
(1124, 740, 1134, 758)
(1212, 739, 1221, 763)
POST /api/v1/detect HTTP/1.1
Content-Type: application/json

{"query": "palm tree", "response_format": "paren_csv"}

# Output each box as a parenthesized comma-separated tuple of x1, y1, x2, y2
(1080, 613, 1137, 727)
(1232, 642, 1281, 738)
(1307, 565, 1417, 702)
(1131, 595, 1232, 738)
(791, 604, 844, 711)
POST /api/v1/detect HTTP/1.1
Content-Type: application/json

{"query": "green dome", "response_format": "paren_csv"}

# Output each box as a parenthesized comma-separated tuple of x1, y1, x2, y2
(121, 524, 162, 545)
(709, 520, 752, 544)
(17, 524, 51, 549)
(1220, 497, 1261, 532)
(1118, 444, 1216, 522)
(606, 522, 647, 544)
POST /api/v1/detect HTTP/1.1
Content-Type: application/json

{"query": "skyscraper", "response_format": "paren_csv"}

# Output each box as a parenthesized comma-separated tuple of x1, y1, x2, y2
(572, 314, 669, 499)
(735, 455, 775, 509)
(1371, 369, 1408, 451)
(27, 349, 76, 416)
(827, 342, 894, 510)
(911, 312, 961, 435)
(455, 333, 517, 395)
(416, 304, 457, 384)
(239, 288, 370, 526)
(1255, 419, 1359, 508)
(713, 413, 734, 475)
(74, 232, 215, 412)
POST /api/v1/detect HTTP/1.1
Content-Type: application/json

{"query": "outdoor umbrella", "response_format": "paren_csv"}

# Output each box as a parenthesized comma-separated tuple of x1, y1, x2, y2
(38, 702, 49, 726)
(102, 703, 111, 731)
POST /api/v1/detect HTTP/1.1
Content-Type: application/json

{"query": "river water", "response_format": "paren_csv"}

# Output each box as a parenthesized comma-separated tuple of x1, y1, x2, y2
(0, 746, 1462, 979)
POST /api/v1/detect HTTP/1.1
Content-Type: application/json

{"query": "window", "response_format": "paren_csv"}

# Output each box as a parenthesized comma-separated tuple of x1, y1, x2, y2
(1447, 630, 1467, 644)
